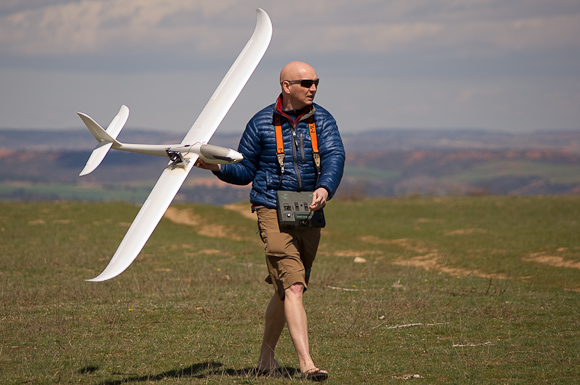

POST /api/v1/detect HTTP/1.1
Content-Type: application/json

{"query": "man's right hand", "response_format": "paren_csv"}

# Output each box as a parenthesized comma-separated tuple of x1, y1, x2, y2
(194, 158, 221, 172)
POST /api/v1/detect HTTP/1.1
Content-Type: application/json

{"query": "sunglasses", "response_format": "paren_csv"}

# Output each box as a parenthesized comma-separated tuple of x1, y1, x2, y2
(284, 79, 320, 88)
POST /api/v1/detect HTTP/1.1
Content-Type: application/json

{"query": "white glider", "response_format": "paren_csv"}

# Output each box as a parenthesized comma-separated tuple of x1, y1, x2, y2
(79, 9, 272, 282)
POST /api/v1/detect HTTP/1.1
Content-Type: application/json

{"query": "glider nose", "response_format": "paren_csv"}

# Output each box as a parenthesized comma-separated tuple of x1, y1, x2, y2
(229, 149, 244, 163)
(199, 144, 243, 164)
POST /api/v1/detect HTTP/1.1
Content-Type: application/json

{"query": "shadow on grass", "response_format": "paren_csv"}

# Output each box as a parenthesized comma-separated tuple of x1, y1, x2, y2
(96, 361, 299, 384)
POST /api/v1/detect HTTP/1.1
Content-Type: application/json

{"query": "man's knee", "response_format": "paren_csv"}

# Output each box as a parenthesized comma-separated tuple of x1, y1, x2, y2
(285, 283, 305, 299)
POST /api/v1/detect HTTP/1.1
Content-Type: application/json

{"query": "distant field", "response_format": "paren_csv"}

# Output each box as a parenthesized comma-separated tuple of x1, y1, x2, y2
(441, 160, 580, 185)
(343, 165, 400, 181)
(0, 182, 153, 203)
(1, 196, 579, 384)
(0, 180, 249, 205)
(3, 145, 579, 204)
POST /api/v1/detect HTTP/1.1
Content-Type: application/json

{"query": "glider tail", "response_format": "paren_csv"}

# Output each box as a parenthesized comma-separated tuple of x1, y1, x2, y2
(78, 105, 128, 176)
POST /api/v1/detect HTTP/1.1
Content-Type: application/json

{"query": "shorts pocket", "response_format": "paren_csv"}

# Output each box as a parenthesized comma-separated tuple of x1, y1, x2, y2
(264, 231, 291, 257)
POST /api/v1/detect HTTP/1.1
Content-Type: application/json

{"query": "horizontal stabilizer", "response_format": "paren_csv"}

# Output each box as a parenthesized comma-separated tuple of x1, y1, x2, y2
(80, 141, 114, 176)
(78, 105, 128, 176)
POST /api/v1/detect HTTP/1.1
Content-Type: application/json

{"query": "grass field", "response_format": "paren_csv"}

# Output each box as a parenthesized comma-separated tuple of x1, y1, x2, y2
(1, 196, 579, 384)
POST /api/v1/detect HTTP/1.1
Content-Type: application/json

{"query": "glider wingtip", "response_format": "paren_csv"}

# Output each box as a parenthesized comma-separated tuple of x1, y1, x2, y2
(86, 277, 106, 283)
(86, 272, 115, 282)
(79, 163, 96, 176)
(256, 8, 270, 21)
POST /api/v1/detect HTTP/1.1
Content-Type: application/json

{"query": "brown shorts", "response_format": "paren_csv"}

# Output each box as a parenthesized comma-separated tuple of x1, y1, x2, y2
(256, 208, 321, 300)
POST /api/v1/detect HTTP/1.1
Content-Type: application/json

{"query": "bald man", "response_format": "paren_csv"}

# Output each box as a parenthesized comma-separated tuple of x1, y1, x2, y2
(196, 61, 345, 381)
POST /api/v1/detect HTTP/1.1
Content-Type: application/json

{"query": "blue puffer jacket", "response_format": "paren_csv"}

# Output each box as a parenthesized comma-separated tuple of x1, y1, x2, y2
(215, 98, 345, 209)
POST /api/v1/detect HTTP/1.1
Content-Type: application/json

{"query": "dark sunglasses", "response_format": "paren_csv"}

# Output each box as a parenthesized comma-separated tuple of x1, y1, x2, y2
(284, 79, 320, 88)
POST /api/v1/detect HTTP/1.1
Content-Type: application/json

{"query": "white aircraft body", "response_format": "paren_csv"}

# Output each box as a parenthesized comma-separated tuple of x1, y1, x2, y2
(78, 9, 272, 282)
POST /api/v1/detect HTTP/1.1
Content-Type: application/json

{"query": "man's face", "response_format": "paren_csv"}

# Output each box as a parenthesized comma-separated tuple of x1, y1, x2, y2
(282, 66, 318, 110)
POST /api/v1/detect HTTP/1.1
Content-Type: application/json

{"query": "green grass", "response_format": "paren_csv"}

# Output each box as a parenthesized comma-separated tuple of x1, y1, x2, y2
(1, 197, 579, 384)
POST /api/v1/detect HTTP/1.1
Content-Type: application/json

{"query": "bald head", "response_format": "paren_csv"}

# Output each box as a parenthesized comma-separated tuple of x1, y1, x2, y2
(280, 61, 317, 84)
(279, 61, 319, 110)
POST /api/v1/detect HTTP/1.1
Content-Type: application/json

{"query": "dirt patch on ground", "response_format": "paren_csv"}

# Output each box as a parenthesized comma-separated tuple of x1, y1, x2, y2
(335, 250, 374, 258)
(361, 236, 432, 254)
(362, 234, 509, 279)
(223, 202, 256, 220)
(416, 218, 444, 224)
(393, 254, 509, 280)
(164, 207, 201, 226)
(164, 207, 246, 241)
(317, 248, 384, 259)
(168, 244, 194, 250)
(523, 252, 580, 270)
(444, 228, 488, 236)
(198, 249, 223, 255)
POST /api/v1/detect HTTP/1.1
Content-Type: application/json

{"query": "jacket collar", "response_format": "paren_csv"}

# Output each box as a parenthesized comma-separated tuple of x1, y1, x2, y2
(274, 94, 315, 127)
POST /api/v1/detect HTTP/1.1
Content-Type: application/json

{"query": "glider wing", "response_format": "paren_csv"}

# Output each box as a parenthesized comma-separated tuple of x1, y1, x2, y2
(181, 8, 273, 145)
(87, 8, 272, 281)
(87, 161, 196, 282)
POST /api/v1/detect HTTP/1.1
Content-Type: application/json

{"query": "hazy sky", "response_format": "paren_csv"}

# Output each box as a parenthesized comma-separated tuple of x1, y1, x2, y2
(1, 0, 579, 135)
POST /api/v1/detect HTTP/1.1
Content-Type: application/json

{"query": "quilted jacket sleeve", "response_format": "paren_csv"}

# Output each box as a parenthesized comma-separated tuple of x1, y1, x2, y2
(315, 106, 345, 200)
(212, 113, 263, 186)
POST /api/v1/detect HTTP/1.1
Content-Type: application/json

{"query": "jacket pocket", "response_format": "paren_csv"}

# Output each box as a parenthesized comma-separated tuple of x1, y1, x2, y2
(265, 169, 281, 190)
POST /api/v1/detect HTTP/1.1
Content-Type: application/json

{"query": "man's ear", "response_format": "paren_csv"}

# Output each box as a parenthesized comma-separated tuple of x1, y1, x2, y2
(281, 81, 291, 94)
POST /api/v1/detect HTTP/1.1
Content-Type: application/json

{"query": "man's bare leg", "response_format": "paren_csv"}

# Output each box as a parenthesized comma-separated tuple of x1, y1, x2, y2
(284, 283, 316, 373)
(257, 293, 285, 371)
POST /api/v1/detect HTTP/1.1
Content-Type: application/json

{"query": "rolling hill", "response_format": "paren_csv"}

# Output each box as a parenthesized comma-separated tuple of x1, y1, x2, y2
(1, 128, 578, 204)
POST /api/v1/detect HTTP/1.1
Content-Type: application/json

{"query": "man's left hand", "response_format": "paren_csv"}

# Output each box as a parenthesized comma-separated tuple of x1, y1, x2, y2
(309, 188, 328, 211)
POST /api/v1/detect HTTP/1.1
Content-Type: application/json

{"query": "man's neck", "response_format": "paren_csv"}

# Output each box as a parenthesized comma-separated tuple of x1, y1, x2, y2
(281, 96, 306, 111)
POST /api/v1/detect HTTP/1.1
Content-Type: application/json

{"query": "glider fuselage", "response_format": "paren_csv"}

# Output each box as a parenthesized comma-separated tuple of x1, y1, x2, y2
(111, 142, 243, 165)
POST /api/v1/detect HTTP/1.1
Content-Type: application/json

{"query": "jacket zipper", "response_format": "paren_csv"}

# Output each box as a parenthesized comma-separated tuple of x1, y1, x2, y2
(291, 125, 302, 189)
